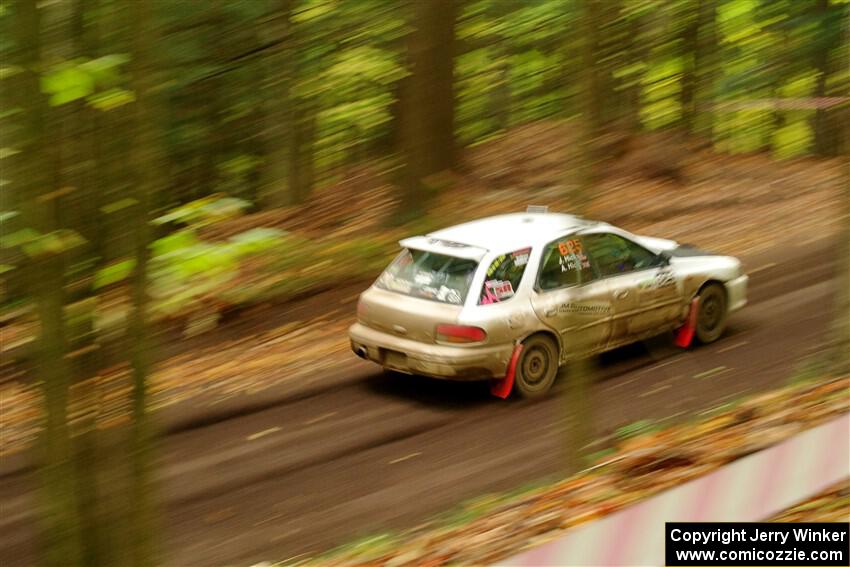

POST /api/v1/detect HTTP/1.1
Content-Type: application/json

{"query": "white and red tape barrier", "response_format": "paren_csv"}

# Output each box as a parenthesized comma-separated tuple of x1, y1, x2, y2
(497, 412, 850, 566)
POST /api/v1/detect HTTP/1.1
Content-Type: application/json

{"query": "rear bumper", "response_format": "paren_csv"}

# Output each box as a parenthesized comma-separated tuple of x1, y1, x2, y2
(349, 322, 514, 381)
(725, 274, 748, 312)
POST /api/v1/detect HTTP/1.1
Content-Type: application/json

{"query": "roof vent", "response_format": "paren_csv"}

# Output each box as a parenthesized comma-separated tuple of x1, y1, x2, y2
(526, 205, 549, 214)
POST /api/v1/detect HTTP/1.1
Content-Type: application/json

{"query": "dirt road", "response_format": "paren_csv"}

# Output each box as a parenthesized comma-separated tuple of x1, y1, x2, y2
(0, 237, 840, 567)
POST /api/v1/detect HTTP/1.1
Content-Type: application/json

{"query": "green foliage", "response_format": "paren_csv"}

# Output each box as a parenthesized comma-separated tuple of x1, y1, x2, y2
(218, 155, 263, 178)
(22, 230, 87, 258)
(153, 195, 251, 227)
(227, 227, 288, 254)
(614, 419, 657, 441)
(773, 121, 812, 158)
(99, 198, 139, 215)
(150, 229, 200, 257)
(93, 259, 136, 289)
(87, 88, 135, 111)
(140, 197, 292, 320)
(148, 239, 241, 318)
(216, 155, 264, 200)
(0, 227, 39, 248)
(0, 226, 85, 258)
(40, 55, 132, 109)
(41, 64, 95, 105)
(316, 533, 399, 564)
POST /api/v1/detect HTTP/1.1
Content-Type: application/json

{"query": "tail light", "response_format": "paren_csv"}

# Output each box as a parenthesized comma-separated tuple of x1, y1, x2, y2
(435, 324, 487, 344)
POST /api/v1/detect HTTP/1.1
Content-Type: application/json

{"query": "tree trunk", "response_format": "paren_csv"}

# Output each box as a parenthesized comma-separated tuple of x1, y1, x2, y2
(693, 0, 717, 139)
(289, 96, 316, 204)
(560, 0, 602, 476)
(427, 0, 457, 172)
(583, 0, 604, 140)
(576, 0, 605, 194)
(69, 0, 117, 563)
(812, 0, 836, 156)
(679, 9, 699, 134)
(486, 1, 512, 134)
(128, 0, 160, 563)
(260, 0, 296, 207)
(828, 9, 850, 377)
(624, 11, 648, 131)
(11, 1, 84, 564)
(396, 0, 457, 219)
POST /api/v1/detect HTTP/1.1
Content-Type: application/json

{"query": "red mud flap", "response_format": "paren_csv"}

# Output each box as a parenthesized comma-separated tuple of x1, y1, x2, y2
(491, 343, 523, 399)
(674, 297, 700, 348)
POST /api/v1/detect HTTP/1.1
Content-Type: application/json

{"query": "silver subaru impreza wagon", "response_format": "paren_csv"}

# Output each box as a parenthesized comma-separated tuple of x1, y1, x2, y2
(349, 208, 748, 398)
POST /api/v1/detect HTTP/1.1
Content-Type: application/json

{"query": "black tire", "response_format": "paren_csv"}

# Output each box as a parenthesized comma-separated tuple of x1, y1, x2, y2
(513, 334, 559, 398)
(695, 283, 728, 344)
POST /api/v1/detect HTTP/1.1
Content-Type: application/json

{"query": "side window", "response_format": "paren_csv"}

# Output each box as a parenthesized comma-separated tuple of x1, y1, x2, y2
(537, 236, 594, 291)
(583, 233, 658, 277)
(479, 248, 531, 304)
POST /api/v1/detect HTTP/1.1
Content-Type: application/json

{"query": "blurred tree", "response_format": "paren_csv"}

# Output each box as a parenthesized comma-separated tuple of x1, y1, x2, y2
(485, 0, 515, 133)
(260, 0, 297, 207)
(9, 0, 84, 564)
(693, 0, 718, 138)
(681, 0, 718, 137)
(829, 6, 850, 377)
(65, 3, 108, 565)
(397, 0, 457, 218)
(582, 0, 604, 143)
(560, 0, 601, 477)
(811, 0, 846, 156)
(127, 0, 161, 564)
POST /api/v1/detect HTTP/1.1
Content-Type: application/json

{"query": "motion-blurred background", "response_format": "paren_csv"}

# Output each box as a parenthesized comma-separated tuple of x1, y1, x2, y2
(0, 0, 848, 566)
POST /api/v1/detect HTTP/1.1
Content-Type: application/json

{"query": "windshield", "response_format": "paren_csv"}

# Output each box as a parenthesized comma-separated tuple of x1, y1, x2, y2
(375, 248, 478, 305)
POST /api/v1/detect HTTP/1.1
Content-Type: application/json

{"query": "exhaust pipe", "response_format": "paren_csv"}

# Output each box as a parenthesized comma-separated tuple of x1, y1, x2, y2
(355, 346, 368, 359)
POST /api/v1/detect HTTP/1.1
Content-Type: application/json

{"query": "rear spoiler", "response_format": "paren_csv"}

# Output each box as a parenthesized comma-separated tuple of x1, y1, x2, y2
(399, 236, 488, 261)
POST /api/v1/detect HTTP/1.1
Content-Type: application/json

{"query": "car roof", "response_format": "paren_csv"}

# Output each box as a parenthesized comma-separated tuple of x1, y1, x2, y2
(425, 212, 593, 252)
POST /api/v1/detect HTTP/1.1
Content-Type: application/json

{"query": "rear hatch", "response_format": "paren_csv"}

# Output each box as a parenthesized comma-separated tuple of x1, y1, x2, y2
(359, 287, 463, 344)
(359, 244, 483, 344)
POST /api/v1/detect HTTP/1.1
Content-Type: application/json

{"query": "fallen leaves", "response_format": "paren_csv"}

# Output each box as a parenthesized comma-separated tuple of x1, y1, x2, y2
(0, 313, 355, 456)
(770, 478, 850, 523)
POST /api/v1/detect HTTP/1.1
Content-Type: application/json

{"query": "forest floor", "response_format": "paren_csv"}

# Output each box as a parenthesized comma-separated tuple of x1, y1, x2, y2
(0, 120, 846, 457)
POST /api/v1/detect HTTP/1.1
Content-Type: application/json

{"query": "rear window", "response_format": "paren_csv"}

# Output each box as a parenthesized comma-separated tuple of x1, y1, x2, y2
(375, 248, 478, 305)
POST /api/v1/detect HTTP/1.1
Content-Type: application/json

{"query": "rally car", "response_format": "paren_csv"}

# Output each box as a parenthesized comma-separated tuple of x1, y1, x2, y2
(349, 208, 748, 398)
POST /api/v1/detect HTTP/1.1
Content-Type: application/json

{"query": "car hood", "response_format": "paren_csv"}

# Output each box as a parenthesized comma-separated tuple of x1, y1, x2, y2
(632, 235, 720, 258)
(630, 234, 680, 253)
(632, 234, 742, 280)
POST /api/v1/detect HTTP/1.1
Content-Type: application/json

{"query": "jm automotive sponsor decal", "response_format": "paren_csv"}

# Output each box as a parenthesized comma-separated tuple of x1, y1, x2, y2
(545, 302, 612, 317)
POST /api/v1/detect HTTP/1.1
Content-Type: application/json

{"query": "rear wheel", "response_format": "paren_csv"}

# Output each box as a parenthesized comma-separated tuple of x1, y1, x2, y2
(513, 334, 559, 398)
(695, 283, 728, 344)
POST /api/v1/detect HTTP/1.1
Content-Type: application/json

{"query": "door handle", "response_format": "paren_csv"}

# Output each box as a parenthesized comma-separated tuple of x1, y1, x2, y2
(613, 289, 629, 300)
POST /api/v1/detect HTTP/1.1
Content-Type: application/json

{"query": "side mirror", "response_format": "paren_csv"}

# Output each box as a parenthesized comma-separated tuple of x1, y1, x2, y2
(658, 250, 671, 266)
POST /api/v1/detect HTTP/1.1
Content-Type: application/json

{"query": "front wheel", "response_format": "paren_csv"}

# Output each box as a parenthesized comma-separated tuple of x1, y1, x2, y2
(695, 283, 728, 344)
(513, 334, 559, 398)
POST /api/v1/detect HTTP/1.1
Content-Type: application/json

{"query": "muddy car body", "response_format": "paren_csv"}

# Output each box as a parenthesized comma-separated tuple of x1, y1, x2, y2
(349, 211, 748, 397)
